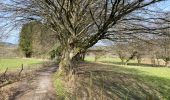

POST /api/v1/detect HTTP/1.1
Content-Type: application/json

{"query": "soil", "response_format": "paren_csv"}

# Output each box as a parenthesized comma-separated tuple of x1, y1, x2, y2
(9, 65, 57, 100)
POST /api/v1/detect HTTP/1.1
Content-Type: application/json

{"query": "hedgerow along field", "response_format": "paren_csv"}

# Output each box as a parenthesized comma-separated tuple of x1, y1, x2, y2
(0, 58, 43, 72)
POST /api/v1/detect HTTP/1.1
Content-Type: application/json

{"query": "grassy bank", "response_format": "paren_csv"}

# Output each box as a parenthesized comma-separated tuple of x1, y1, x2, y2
(53, 72, 66, 99)
(0, 58, 43, 72)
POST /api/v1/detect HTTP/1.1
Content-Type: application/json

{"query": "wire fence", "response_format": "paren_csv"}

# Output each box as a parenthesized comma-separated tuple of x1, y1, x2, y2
(0, 63, 42, 88)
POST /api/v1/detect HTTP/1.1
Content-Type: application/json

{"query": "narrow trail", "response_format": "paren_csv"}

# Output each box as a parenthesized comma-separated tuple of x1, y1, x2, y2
(10, 65, 57, 100)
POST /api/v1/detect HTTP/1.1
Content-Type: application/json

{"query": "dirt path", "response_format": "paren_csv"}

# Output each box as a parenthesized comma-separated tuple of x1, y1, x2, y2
(10, 65, 57, 100)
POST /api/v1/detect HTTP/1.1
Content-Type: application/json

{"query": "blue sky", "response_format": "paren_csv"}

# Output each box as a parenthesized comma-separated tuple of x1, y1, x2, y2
(1, 0, 170, 44)
(4, 29, 20, 44)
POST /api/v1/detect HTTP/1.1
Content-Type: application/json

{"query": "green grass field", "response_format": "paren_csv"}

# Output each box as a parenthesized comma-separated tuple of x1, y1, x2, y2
(0, 58, 43, 72)
(84, 56, 170, 99)
(51, 55, 170, 99)
(85, 56, 137, 63)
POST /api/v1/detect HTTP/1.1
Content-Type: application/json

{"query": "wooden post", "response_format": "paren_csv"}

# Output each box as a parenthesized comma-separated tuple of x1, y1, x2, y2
(19, 64, 24, 76)
(3, 67, 8, 78)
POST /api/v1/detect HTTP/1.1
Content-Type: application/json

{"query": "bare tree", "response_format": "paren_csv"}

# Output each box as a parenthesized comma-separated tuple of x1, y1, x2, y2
(114, 42, 138, 65)
(153, 36, 170, 67)
(0, 0, 169, 74)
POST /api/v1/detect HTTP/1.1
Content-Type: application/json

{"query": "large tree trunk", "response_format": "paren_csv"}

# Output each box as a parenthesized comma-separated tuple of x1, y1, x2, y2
(25, 52, 32, 58)
(58, 48, 85, 75)
(58, 50, 74, 75)
(73, 50, 86, 62)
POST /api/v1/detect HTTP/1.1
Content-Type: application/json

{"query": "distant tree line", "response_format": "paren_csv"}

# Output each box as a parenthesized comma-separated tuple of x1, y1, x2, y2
(114, 35, 170, 67)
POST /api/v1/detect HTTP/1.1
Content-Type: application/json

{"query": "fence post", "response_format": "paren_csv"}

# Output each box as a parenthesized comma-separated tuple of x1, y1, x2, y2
(3, 67, 8, 78)
(19, 64, 24, 76)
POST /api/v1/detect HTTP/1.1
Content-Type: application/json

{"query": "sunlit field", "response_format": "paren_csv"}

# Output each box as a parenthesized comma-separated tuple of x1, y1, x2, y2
(84, 56, 170, 99)
(85, 56, 170, 79)
(85, 56, 137, 63)
(0, 58, 43, 72)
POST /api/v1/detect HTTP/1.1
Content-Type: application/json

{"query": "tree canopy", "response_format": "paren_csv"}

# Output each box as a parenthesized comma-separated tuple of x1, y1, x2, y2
(19, 21, 59, 58)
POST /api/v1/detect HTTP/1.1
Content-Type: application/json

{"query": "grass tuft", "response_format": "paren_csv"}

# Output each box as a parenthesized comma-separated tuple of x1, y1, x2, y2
(53, 72, 66, 100)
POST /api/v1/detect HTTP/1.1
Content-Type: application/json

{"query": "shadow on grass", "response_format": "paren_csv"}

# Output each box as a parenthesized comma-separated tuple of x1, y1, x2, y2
(74, 62, 170, 100)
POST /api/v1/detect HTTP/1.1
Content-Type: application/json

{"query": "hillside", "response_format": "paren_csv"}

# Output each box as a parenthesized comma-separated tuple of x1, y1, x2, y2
(0, 42, 17, 48)
(0, 42, 18, 57)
